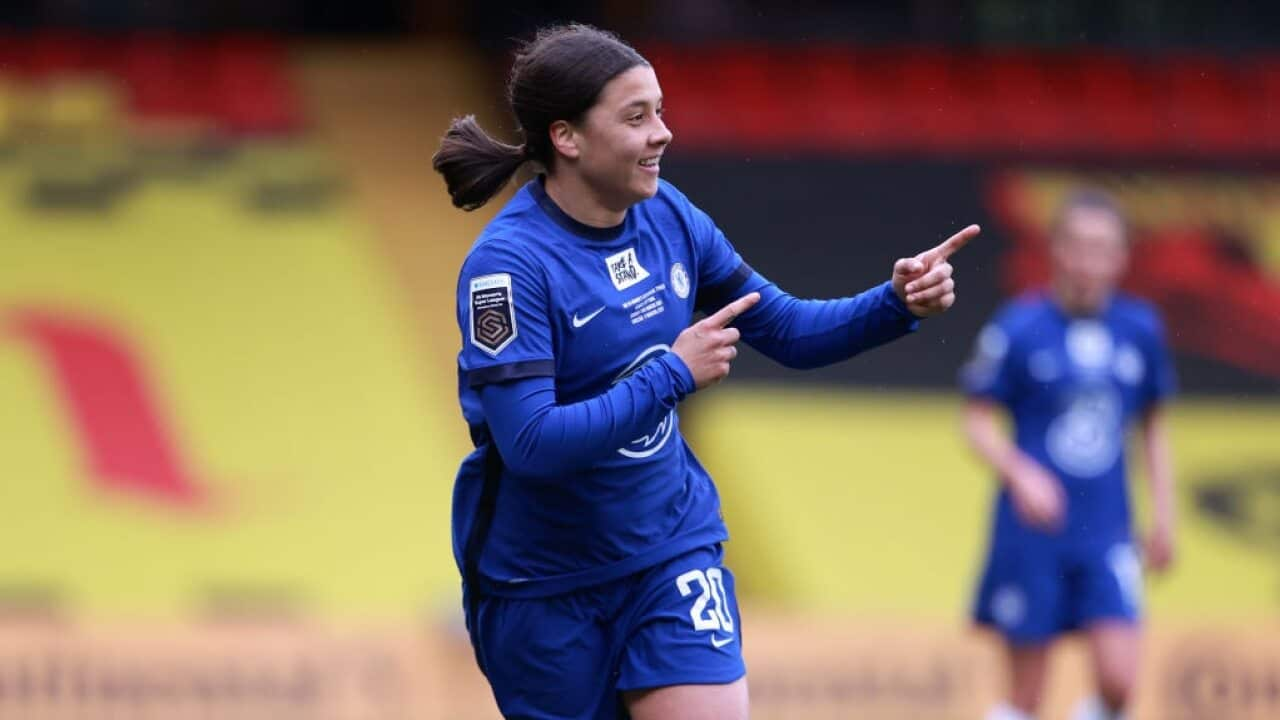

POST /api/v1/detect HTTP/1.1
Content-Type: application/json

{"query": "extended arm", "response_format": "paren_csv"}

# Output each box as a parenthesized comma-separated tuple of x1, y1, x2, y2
(732, 276, 918, 369)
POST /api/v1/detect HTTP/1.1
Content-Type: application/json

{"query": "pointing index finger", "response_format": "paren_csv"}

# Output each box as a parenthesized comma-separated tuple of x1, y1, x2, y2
(918, 224, 981, 264)
(704, 292, 761, 329)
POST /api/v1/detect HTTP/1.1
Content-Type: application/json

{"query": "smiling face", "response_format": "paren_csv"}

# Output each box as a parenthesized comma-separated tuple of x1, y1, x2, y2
(560, 64, 672, 212)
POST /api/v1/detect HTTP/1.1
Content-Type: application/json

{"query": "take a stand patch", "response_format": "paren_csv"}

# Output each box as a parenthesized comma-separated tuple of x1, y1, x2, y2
(470, 273, 517, 356)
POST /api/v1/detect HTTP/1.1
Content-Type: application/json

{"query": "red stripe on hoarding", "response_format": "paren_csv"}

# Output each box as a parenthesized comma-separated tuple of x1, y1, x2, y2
(8, 310, 211, 508)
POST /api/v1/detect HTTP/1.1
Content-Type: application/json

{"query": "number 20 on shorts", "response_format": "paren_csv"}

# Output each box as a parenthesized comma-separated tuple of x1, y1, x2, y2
(676, 568, 735, 633)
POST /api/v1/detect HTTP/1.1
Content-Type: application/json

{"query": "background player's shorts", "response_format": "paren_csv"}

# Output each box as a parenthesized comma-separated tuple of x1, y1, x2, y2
(972, 538, 1143, 645)
(467, 544, 745, 720)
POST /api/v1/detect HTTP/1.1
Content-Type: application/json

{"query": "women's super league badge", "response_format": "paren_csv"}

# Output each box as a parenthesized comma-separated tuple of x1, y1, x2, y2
(470, 273, 517, 356)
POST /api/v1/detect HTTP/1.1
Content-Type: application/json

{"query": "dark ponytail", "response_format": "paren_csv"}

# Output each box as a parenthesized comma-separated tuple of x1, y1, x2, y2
(433, 115, 528, 211)
(432, 23, 647, 211)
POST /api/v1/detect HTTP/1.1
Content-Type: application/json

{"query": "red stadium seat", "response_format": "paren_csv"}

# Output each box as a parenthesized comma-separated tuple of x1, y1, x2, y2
(638, 43, 1280, 158)
(210, 36, 302, 135)
(26, 32, 90, 77)
(0, 35, 31, 76)
(116, 34, 218, 124)
(1250, 56, 1280, 154)
(974, 51, 1075, 153)
(1160, 54, 1257, 155)
(799, 46, 893, 152)
(1070, 52, 1165, 154)
(641, 44, 729, 150)
(701, 47, 794, 150)
(888, 47, 978, 153)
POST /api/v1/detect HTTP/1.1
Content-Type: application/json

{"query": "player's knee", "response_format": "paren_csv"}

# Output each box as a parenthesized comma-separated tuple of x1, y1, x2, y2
(1008, 684, 1045, 715)
(1096, 669, 1135, 710)
(1006, 659, 1049, 713)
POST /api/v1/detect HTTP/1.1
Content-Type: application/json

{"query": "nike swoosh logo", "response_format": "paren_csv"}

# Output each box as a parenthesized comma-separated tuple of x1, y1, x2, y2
(710, 635, 735, 649)
(572, 306, 606, 328)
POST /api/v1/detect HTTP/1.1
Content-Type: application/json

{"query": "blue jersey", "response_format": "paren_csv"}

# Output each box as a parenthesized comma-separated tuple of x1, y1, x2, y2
(453, 177, 918, 600)
(961, 292, 1176, 546)
(453, 178, 751, 599)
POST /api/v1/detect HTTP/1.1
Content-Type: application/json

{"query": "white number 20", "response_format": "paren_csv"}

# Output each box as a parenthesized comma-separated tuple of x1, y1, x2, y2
(675, 568, 735, 633)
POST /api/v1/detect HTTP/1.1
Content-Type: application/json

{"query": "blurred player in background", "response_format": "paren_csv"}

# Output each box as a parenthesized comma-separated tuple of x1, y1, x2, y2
(961, 190, 1177, 720)
(435, 23, 979, 720)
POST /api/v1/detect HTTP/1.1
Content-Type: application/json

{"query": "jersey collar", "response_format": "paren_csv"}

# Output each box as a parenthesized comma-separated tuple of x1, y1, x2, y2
(528, 176, 630, 242)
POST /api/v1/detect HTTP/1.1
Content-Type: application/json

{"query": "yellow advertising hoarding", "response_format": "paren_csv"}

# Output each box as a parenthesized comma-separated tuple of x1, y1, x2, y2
(1, 618, 1277, 720)
(0, 134, 461, 620)
(695, 387, 1280, 619)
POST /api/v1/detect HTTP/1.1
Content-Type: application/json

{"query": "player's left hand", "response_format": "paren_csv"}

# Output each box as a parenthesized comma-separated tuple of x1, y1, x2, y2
(892, 224, 981, 318)
(1144, 523, 1175, 573)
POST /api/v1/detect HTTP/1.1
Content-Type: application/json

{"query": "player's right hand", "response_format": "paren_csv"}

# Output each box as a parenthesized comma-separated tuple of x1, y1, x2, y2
(1006, 458, 1066, 531)
(672, 292, 761, 390)
(1143, 523, 1175, 573)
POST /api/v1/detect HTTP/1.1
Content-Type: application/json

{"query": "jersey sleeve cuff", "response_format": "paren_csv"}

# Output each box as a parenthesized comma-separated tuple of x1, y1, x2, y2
(877, 280, 922, 329)
(878, 280, 911, 316)
(658, 351, 696, 398)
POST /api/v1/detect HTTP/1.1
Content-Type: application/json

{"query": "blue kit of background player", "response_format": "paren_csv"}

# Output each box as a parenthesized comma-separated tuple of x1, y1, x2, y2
(965, 292, 1175, 642)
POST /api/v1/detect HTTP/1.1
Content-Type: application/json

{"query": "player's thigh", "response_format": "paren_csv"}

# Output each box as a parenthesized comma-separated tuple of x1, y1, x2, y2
(1085, 620, 1141, 702)
(973, 540, 1061, 712)
(471, 592, 614, 719)
(617, 546, 746, 712)
(624, 677, 748, 720)
(1003, 640, 1053, 713)
(1071, 542, 1143, 704)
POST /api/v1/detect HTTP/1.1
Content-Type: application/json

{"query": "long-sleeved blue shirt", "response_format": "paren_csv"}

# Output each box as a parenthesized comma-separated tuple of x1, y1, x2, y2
(453, 177, 918, 598)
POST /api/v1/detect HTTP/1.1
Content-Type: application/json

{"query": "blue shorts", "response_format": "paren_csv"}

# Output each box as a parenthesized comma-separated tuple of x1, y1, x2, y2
(466, 544, 746, 720)
(972, 538, 1142, 645)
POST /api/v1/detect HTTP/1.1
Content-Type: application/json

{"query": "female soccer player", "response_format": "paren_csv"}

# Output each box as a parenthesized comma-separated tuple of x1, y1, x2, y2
(435, 24, 978, 720)
(962, 190, 1177, 720)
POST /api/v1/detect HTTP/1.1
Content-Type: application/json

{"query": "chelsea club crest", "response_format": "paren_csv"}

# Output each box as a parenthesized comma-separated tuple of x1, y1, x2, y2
(671, 262, 690, 299)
